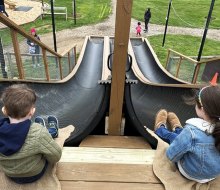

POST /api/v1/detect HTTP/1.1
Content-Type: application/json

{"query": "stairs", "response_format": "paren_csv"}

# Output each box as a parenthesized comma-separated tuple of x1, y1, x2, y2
(57, 135, 164, 190)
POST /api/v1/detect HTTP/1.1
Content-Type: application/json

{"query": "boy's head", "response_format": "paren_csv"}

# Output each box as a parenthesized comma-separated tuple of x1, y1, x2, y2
(1, 84, 36, 119)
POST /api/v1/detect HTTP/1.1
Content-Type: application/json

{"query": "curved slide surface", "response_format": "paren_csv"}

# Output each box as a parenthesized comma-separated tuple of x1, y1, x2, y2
(125, 38, 197, 148)
(0, 37, 109, 146)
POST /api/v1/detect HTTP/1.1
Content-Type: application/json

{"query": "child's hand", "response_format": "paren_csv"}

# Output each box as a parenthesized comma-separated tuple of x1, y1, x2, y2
(31, 43, 34, 46)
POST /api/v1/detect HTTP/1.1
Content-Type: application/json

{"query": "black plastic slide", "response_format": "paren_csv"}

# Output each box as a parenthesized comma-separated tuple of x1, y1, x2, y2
(125, 39, 197, 148)
(0, 38, 109, 146)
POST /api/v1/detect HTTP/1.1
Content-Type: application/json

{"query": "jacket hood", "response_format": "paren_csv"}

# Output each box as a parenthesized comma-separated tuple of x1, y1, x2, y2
(186, 118, 215, 134)
(0, 118, 31, 156)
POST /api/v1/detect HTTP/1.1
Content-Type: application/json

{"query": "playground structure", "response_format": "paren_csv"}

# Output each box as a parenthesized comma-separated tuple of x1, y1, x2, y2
(41, 3, 68, 21)
(1, 1, 220, 189)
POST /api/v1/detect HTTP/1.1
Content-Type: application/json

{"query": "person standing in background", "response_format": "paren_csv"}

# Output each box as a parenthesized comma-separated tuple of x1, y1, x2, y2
(27, 28, 41, 68)
(144, 8, 151, 33)
(136, 22, 142, 37)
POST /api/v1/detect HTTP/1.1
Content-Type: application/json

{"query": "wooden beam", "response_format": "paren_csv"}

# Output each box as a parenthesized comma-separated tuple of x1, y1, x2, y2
(108, 0, 133, 135)
(57, 147, 158, 183)
(176, 56, 183, 78)
(192, 63, 201, 84)
(74, 46, 77, 69)
(68, 52, 71, 73)
(10, 29, 24, 79)
(58, 57, 63, 79)
(80, 135, 151, 149)
(60, 181, 164, 190)
(42, 48, 50, 81)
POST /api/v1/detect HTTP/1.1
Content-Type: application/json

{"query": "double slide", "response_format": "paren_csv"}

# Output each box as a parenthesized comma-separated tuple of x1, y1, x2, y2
(0, 36, 199, 147)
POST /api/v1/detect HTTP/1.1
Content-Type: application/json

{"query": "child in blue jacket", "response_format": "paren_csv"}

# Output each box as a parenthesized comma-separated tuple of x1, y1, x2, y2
(154, 85, 220, 183)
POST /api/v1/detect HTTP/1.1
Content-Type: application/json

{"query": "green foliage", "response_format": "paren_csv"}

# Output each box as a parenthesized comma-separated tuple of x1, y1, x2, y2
(132, 0, 220, 28)
(148, 34, 220, 66)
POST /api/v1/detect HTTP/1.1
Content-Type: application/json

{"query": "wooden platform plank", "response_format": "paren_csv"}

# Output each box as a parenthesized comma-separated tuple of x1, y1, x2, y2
(80, 135, 151, 149)
(57, 147, 159, 183)
(60, 147, 155, 164)
(60, 181, 164, 190)
(57, 163, 159, 183)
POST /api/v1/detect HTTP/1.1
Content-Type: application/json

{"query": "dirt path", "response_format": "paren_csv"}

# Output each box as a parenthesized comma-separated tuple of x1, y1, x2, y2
(40, 0, 220, 54)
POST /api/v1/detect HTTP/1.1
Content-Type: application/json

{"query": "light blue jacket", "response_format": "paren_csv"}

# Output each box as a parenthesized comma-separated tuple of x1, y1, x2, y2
(166, 118, 220, 180)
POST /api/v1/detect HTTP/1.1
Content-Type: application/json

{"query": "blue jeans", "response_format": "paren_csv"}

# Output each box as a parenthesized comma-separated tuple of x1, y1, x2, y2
(9, 161, 48, 184)
(155, 124, 183, 144)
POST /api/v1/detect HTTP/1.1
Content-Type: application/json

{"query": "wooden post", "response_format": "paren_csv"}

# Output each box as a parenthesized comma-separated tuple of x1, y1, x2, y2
(58, 57, 63, 79)
(192, 63, 200, 84)
(74, 46, 77, 68)
(10, 29, 24, 79)
(165, 49, 171, 69)
(108, 0, 133, 135)
(176, 56, 183, 78)
(42, 48, 50, 81)
(68, 52, 71, 73)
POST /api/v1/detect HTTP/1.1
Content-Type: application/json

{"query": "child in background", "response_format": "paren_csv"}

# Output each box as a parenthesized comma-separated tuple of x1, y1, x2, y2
(154, 85, 220, 183)
(0, 84, 61, 184)
(27, 28, 41, 68)
(136, 22, 142, 37)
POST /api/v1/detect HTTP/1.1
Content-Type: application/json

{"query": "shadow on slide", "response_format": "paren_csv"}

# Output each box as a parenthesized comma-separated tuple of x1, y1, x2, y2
(125, 38, 198, 148)
(0, 37, 109, 146)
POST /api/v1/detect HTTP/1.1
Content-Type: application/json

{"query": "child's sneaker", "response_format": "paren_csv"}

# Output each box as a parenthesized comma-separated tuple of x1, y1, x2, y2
(48, 116, 59, 138)
(34, 116, 46, 128)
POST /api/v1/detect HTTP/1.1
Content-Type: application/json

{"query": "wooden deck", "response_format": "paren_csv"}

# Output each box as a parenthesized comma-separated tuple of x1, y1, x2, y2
(57, 135, 164, 190)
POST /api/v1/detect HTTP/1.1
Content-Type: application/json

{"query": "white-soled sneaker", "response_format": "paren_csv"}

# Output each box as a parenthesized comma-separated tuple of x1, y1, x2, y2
(34, 116, 46, 128)
(47, 115, 59, 138)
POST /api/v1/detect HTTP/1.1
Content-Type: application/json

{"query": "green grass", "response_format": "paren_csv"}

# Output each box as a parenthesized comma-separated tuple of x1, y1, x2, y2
(1, 0, 220, 68)
(23, 0, 111, 34)
(0, 0, 111, 44)
(132, 0, 220, 28)
(148, 34, 220, 66)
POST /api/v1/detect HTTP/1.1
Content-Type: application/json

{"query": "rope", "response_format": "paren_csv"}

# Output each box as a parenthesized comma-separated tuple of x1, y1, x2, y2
(171, 2, 200, 28)
(171, 2, 220, 29)
(149, 7, 166, 25)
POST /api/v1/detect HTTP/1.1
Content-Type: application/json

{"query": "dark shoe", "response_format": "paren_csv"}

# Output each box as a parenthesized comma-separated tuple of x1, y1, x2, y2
(48, 116, 59, 138)
(35, 116, 46, 128)
(154, 109, 167, 131)
(167, 112, 182, 131)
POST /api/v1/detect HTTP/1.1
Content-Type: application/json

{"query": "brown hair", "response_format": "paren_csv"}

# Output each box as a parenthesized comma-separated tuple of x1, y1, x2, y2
(197, 85, 220, 151)
(1, 84, 36, 119)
